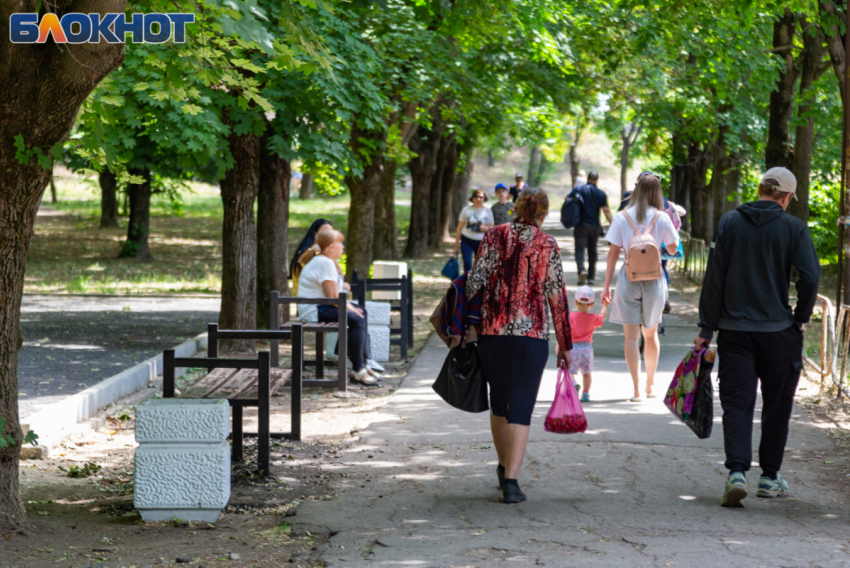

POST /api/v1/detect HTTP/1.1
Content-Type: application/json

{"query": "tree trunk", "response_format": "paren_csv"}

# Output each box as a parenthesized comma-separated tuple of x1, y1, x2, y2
(790, 17, 826, 224)
(299, 173, 313, 200)
(344, 126, 386, 279)
(0, 0, 126, 532)
(709, 124, 730, 237)
(487, 148, 495, 167)
(765, 9, 798, 169)
(219, 131, 261, 353)
(687, 142, 710, 240)
(439, 139, 458, 244)
(373, 159, 400, 261)
(819, 0, 846, 103)
(620, 132, 631, 198)
(727, 157, 743, 212)
(569, 131, 581, 189)
(452, 142, 474, 230)
(122, 168, 152, 260)
(527, 145, 540, 185)
(404, 117, 445, 259)
(256, 138, 291, 329)
(50, 175, 57, 203)
(99, 169, 120, 229)
(428, 140, 449, 250)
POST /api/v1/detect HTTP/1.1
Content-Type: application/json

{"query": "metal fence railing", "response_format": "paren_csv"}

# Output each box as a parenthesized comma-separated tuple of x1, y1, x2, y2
(668, 230, 708, 285)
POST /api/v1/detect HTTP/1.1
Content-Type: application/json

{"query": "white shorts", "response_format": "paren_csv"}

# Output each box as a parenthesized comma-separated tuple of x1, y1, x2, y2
(608, 264, 667, 328)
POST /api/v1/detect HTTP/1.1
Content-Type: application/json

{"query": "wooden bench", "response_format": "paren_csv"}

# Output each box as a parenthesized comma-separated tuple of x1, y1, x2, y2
(163, 323, 304, 476)
(350, 270, 414, 359)
(269, 291, 348, 392)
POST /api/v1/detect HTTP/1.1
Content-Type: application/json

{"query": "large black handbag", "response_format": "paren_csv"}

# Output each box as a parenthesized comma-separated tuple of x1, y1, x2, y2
(432, 344, 489, 413)
(687, 350, 715, 439)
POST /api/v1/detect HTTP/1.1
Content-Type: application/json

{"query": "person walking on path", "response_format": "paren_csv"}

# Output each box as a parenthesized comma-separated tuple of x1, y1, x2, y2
(296, 229, 379, 387)
(491, 184, 513, 226)
(466, 187, 573, 504)
(509, 173, 527, 203)
(569, 171, 613, 285)
(694, 167, 821, 508)
(601, 174, 679, 402)
(453, 189, 495, 272)
(569, 285, 609, 402)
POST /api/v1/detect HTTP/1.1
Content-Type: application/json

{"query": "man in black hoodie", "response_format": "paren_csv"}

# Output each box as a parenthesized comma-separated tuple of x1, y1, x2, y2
(695, 167, 820, 508)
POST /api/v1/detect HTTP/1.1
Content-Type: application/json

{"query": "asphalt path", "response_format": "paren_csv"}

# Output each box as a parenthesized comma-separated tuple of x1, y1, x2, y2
(17, 295, 219, 420)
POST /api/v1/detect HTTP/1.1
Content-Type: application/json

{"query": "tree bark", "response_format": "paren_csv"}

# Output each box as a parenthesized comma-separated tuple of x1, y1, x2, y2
(452, 142, 475, 230)
(527, 145, 540, 185)
(373, 160, 400, 261)
(687, 142, 710, 240)
(122, 168, 152, 260)
(569, 129, 582, 189)
(439, 139, 458, 244)
(765, 9, 798, 169)
(299, 173, 313, 200)
(620, 123, 642, 197)
(404, 116, 445, 259)
(819, 0, 846, 103)
(344, 126, 386, 279)
(487, 148, 495, 167)
(428, 140, 449, 250)
(256, 138, 291, 329)
(709, 124, 730, 237)
(0, 0, 126, 532)
(790, 17, 826, 223)
(50, 175, 57, 203)
(99, 169, 120, 229)
(219, 130, 261, 353)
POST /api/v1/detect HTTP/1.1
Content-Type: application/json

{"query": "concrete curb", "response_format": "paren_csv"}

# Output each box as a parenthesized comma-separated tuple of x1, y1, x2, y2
(22, 333, 208, 450)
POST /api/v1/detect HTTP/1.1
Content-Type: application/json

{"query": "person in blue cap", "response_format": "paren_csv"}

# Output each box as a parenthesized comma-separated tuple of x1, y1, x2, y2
(491, 184, 513, 225)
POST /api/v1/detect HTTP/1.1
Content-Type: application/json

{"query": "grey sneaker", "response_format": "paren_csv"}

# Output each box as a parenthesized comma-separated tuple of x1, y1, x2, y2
(578, 272, 588, 285)
(756, 475, 789, 498)
(721, 472, 747, 507)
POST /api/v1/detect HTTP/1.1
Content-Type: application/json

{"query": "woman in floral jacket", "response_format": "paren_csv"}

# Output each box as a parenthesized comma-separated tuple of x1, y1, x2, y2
(466, 187, 573, 504)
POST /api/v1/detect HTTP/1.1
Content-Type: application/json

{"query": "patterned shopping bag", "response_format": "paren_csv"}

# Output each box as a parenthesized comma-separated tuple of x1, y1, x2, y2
(664, 347, 716, 439)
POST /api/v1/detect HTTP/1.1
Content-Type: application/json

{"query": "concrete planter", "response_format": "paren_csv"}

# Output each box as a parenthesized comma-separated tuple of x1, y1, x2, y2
(134, 399, 230, 522)
(325, 300, 392, 362)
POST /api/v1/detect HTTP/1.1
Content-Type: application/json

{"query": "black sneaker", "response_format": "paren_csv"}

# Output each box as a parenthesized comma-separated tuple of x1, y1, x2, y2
(578, 272, 588, 285)
(497, 465, 505, 491)
(587, 279, 596, 286)
(503, 482, 527, 504)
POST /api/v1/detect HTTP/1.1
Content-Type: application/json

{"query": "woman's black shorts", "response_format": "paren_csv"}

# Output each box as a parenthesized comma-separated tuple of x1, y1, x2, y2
(478, 335, 549, 426)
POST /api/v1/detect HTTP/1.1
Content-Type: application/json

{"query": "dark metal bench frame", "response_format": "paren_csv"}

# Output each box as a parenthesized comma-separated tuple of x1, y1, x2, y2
(350, 269, 414, 359)
(269, 290, 348, 391)
(163, 323, 304, 476)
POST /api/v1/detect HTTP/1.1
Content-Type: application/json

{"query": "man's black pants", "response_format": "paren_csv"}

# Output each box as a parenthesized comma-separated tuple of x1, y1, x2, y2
(717, 326, 803, 479)
(574, 223, 602, 280)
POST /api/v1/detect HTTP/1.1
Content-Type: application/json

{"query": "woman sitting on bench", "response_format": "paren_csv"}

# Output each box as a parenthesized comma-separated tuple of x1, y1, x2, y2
(296, 228, 380, 387)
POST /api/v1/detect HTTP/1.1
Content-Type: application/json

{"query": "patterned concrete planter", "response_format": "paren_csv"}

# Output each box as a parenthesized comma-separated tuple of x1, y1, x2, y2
(325, 301, 392, 362)
(134, 399, 230, 522)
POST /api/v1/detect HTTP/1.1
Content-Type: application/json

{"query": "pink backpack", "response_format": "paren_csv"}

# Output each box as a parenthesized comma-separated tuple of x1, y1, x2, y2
(622, 211, 662, 282)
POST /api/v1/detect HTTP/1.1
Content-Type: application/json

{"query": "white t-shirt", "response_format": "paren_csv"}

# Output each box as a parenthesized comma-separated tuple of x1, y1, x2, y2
(460, 205, 495, 241)
(296, 256, 344, 322)
(605, 205, 680, 252)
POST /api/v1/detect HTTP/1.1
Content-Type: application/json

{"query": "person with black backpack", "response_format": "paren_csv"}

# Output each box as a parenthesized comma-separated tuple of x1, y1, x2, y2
(566, 172, 612, 285)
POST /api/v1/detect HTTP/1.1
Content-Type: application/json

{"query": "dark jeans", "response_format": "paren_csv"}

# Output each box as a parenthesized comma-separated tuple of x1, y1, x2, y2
(662, 260, 669, 285)
(318, 305, 370, 372)
(574, 223, 603, 279)
(717, 326, 804, 479)
(460, 235, 482, 273)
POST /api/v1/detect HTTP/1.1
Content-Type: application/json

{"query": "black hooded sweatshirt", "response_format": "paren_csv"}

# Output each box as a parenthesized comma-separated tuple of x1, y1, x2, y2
(698, 200, 821, 340)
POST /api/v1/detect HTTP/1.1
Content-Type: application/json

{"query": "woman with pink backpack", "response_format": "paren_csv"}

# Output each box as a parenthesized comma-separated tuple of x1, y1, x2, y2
(600, 174, 680, 402)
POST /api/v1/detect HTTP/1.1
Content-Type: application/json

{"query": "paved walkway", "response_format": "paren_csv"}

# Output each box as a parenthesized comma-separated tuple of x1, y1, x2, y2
(298, 220, 848, 567)
(18, 295, 219, 419)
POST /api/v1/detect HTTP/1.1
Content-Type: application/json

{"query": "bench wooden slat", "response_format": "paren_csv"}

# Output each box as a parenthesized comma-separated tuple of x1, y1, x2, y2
(181, 368, 293, 401)
(181, 368, 239, 399)
(199, 369, 257, 400)
(236, 368, 292, 400)
(281, 322, 338, 330)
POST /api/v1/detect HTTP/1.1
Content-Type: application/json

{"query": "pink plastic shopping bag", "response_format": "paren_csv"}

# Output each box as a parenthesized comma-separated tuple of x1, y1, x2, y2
(544, 368, 588, 434)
